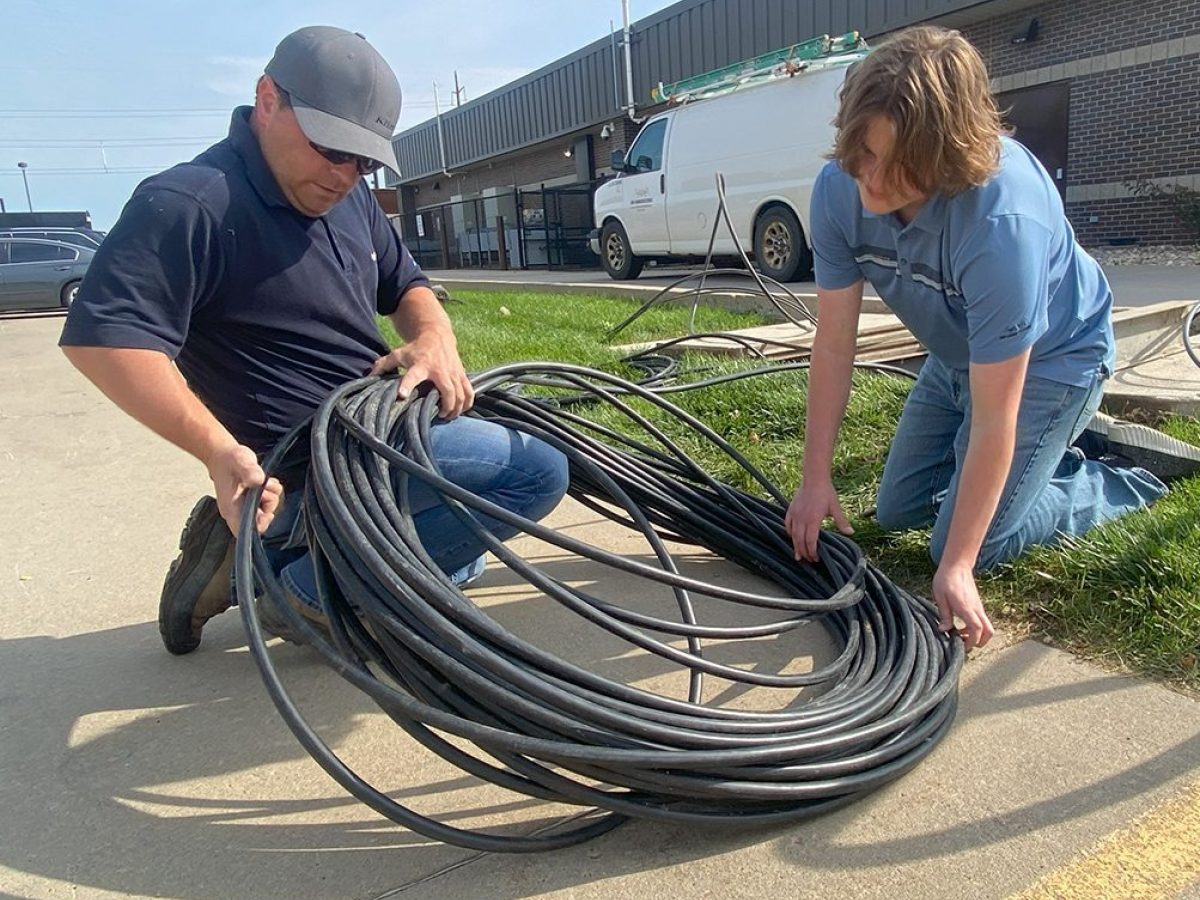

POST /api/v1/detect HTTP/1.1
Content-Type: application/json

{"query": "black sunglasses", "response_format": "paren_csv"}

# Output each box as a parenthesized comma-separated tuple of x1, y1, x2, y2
(308, 141, 383, 175)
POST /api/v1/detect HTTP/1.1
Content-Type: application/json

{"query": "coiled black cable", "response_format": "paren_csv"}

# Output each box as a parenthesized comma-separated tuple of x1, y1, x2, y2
(235, 362, 962, 853)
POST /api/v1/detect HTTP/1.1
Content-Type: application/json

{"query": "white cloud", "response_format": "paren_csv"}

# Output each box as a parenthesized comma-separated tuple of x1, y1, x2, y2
(205, 55, 267, 98)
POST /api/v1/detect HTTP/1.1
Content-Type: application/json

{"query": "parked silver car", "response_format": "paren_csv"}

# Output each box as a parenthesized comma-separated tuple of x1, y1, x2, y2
(0, 237, 94, 310)
(0, 227, 105, 250)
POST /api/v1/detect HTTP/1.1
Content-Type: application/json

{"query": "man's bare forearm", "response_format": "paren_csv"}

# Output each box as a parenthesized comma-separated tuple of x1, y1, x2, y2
(388, 284, 456, 344)
(61, 346, 236, 466)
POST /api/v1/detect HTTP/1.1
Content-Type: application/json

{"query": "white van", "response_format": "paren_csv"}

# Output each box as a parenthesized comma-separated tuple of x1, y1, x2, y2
(589, 57, 861, 282)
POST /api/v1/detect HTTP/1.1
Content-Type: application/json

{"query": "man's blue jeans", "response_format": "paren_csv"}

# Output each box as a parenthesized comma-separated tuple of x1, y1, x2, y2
(874, 356, 1167, 571)
(263, 414, 569, 607)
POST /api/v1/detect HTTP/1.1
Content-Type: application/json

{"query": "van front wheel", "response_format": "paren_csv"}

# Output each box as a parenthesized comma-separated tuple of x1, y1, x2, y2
(600, 222, 644, 280)
(753, 208, 811, 282)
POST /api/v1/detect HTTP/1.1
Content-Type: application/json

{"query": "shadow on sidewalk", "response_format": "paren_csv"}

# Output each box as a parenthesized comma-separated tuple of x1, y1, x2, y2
(6, 551, 1198, 899)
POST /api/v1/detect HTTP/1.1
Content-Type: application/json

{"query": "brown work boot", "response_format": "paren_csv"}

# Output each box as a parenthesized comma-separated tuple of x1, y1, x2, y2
(158, 497, 234, 655)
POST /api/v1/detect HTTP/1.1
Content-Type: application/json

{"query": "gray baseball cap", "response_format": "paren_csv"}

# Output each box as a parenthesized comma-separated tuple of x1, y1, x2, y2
(265, 26, 401, 174)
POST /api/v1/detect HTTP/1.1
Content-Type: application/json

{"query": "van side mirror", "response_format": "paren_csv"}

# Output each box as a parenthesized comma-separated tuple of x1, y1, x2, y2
(610, 150, 627, 172)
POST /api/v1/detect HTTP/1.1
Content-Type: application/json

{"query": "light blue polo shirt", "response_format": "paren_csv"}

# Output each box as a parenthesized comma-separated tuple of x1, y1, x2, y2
(810, 138, 1114, 386)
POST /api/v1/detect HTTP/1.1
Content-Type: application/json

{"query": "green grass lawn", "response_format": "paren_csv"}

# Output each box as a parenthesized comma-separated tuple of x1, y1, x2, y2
(384, 288, 1200, 689)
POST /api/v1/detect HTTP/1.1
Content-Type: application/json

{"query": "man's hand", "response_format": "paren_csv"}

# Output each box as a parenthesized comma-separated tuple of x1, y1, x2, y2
(205, 442, 282, 536)
(932, 562, 995, 650)
(784, 477, 854, 563)
(370, 330, 474, 419)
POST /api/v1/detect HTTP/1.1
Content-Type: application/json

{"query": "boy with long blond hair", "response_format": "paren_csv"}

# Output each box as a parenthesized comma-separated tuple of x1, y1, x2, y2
(785, 26, 1189, 649)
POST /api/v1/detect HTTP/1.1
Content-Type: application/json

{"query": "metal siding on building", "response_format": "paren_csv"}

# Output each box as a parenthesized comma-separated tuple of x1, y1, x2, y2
(556, 69, 567, 132)
(579, 53, 593, 125)
(423, 129, 436, 175)
(768, 0, 783, 42)
(509, 91, 521, 148)
(495, 95, 506, 152)
(656, 18, 673, 87)
(564, 63, 576, 130)
(675, 9, 691, 78)
(585, 56, 594, 125)
(499, 96, 508, 152)
(530, 79, 543, 138)
(564, 66, 575, 130)
(442, 118, 456, 165)
(713, 2, 729, 70)
(703, 2, 718, 71)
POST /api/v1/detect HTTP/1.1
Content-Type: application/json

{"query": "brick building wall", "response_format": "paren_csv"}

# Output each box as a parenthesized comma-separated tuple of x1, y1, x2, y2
(959, 0, 1200, 246)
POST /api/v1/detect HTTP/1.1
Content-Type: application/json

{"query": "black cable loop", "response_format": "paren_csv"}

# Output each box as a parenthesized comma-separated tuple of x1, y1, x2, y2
(1184, 300, 1200, 369)
(605, 172, 818, 342)
(235, 362, 963, 852)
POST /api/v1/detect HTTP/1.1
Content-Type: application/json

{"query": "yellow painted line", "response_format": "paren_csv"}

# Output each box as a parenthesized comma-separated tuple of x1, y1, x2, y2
(1014, 779, 1200, 900)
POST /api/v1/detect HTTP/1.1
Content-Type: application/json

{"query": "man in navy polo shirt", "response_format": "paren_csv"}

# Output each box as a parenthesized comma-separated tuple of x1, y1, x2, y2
(60, 26, 568, 654)
(785, 26, 1196, 651)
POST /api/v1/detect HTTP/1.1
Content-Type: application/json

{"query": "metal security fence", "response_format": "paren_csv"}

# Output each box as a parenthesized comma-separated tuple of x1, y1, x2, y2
(401, 181, 602, 272)
(402, 194, 519, 271)
(520, 181, 600, 269)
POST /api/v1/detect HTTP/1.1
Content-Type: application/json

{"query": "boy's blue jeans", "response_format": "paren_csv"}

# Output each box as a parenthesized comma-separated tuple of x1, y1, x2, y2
(874, 356, 1167, 571)
(261, 414, 569, 607)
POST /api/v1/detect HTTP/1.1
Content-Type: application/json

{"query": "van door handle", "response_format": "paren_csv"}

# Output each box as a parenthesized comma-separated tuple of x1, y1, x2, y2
(54, 266, 72, 271)
(660, 174, 665, 194)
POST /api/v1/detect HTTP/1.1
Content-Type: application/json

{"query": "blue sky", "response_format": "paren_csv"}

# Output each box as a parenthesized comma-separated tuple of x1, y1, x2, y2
(2, 1, 677, 231)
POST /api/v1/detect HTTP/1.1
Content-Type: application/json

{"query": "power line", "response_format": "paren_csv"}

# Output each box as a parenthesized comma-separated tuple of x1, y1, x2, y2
(0, 137, 222, 148)
(0, 111, 232, 120)
(0, 100, 439, 120)
(0, 166, 167, 176)
(0, 107, 231, 114)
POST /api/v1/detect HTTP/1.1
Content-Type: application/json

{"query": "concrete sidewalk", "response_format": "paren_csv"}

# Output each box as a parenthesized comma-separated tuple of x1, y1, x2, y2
(3, 313, 1199, 900)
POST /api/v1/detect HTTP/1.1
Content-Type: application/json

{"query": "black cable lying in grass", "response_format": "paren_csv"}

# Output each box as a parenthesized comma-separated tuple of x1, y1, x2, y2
(1185, 301, 1200, 369)
(580, 348, 919, 409)
(604, 268, 817, 340)
(235, 362, 962, 853)
(605, 172, 818, 340)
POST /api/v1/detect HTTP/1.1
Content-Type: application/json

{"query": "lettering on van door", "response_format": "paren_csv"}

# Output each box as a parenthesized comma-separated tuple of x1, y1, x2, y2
(631, 185, 654, 206)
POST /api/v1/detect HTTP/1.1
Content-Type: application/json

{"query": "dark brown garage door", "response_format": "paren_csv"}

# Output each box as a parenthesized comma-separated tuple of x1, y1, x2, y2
(997, 80, 1070, 200)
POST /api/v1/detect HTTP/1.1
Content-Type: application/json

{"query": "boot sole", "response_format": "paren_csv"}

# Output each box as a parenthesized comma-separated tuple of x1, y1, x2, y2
(158, 498, 232, 655)
(1108, 422, 1200, 482)
(1083, 411, 1115, 438)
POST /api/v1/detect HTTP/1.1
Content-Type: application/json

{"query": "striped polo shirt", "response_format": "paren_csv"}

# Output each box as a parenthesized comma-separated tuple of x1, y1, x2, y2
(810, 137, 1114, 386)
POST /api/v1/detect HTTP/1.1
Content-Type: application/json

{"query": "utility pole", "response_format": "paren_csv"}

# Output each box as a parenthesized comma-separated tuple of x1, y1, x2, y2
(17, 162, 32, 212)
(433, 80, 450, 174)
(453, 70, 466, 107)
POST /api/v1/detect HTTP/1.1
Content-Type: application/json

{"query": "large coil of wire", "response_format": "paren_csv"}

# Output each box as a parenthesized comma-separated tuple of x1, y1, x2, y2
(235, 362, 963, 853)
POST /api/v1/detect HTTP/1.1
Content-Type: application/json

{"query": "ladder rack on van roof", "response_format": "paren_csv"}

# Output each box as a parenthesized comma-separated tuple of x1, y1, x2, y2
(651, 31, 869, 105)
